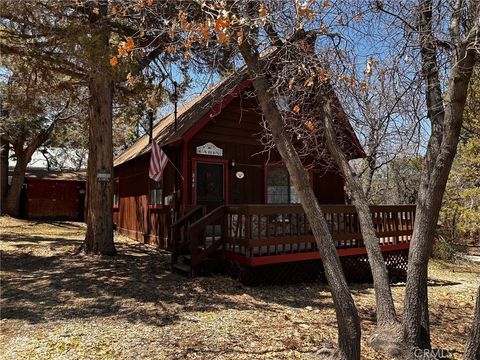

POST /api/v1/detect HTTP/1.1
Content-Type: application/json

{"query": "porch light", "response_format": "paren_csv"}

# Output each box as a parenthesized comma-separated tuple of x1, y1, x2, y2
(229, 159, 236, 169)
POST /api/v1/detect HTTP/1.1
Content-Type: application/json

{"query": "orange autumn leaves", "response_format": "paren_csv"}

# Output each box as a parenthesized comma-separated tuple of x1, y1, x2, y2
(108, 0, 332, 68)
(110, 36, 135, 68)
(292, 105, 315, 131)
(107, 2, 370, 94)
(109, 56, 118, 67)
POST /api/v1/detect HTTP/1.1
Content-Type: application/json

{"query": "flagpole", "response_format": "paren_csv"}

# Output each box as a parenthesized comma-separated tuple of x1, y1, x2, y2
(171, 81, 180, 231)
(167, 158, 184, 181)
(173, 81, 178, 133)
(170, 80, 184, 181)
(148, 108, 153, 145)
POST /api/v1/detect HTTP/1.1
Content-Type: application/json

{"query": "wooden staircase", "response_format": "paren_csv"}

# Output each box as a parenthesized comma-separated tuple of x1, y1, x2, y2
(171, 205, 227, 276)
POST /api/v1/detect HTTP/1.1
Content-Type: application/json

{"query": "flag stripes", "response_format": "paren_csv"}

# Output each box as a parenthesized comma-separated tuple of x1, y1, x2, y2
(149, 142, 168, 182)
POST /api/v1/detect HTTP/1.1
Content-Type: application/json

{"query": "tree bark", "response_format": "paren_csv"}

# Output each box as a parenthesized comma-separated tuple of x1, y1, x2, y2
(403, 0, 477, 349)
(464, 286, 480, 360)
(362, 131, 377, 200)
(3, 103, 67, 218)
(4, 150, 27, 217)
(0, 135, 9, 214)
(321, 97, 397, 327)
(80, 4, 116, 255)
(239, 42, 361, 360)
(81, 69, 115, 255)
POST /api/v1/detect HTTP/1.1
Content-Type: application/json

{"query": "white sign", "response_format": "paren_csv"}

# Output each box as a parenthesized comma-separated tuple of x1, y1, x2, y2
(236, 171, 245, 179)
(196, 142, 223, 157)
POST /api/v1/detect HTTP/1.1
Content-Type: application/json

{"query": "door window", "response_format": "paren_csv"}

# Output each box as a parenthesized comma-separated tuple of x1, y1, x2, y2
(196, 163, 224, 203)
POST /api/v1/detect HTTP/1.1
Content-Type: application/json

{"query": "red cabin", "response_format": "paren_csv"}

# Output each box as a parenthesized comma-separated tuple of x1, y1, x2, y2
(113, 74, 414, 284)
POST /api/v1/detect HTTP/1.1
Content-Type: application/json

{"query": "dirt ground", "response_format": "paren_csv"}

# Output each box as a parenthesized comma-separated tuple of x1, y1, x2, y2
(1, 217, 478, 359)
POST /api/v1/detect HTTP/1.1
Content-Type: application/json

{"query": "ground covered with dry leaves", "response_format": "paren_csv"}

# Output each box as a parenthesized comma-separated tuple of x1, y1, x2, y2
(1, 217, 478, 359)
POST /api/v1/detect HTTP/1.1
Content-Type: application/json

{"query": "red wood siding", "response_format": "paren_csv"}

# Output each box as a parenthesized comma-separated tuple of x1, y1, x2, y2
(25, 179, 85, 219)
(312, 170, 346, 204)
(113, 154, 177, 248)
(114, 92, 347, 248)
(189, 96, 267, 205)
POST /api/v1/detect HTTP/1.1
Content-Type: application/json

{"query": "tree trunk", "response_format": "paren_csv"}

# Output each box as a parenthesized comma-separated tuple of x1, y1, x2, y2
(239, 43, 361, 360)
(403, 0, 477, 348)
(464, 286, 480, 360)
(0, 135, 9, 214)
(321, 97, 397, 327)
(81, 69, 115, 255)
(5, 151, 28, 217)
(363, 131, 377, 200)
(81, 6, 116, 255)
(2, 110, 64, 217)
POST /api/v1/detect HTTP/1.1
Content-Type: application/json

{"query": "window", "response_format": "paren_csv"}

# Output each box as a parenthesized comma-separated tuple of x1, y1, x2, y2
(113, 178, 119, 208)
(196, 162, 224, 203)
(149, 179, 162, 206)
(266, 166, 300, 204)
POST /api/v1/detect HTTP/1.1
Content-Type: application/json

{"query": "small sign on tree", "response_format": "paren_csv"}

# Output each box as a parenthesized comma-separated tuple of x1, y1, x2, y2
(96, 168, 111, 182)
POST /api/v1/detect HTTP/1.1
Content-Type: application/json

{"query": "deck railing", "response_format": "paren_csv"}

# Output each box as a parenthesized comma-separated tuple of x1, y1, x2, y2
(175, 204, 415, 270)
(223, 204, 416, 258)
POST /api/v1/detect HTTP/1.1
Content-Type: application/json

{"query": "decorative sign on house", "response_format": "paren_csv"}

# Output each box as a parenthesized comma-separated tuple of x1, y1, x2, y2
(196, 142, 223, 157)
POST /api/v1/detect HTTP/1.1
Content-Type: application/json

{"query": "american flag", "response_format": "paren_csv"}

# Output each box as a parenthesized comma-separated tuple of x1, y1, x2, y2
(149, 142, 168, 182)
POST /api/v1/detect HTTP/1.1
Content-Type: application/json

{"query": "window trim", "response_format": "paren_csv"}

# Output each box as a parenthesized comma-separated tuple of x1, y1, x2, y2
(148, 178, 163, 208)
(113, 177, 120, 209)
(265, 164, 290, 204)
(264, 164, 311, 204)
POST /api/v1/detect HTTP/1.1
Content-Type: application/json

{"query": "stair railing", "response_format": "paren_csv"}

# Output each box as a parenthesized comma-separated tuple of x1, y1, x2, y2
(170, 205, 206, 265)
(187, 205, 227, 268)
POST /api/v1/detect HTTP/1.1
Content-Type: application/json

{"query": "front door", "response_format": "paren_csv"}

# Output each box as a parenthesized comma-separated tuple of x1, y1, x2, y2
(194, 161, 226, 210)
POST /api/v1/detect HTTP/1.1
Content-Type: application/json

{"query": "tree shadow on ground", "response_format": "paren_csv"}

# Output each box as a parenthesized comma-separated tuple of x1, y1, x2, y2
(37, 220, 86, 229)
(1, 230, 336, 329)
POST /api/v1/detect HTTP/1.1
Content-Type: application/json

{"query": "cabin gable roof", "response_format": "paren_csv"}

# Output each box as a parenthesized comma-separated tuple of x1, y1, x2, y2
(114, 69, 365, 168)
(114, 72, 249, 167)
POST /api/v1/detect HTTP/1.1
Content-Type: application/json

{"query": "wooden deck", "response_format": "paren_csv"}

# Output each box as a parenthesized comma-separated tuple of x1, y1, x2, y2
(171, 204, 415, 278)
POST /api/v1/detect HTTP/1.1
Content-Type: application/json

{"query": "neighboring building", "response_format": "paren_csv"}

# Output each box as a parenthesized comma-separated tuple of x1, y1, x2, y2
(7, 148, 87, 220)
(113, 73, 415, 284)
(22, 169, 86, 220)
(6, 168, 86, 220)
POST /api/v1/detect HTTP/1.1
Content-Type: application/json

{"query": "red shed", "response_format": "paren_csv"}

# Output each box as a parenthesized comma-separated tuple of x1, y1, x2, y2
(22, 169, 86, 220)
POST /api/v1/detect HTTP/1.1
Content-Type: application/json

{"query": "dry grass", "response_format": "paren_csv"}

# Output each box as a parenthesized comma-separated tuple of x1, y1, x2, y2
(1, 216, 478, 359)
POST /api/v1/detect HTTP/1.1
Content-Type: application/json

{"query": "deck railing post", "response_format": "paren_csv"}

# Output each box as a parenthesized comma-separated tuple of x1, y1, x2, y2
(171, 225, 177, 265)
(393, 211, 399, 245)
(245, 214, 252, 259)
(222, 207, 228, 265)
(186, 228, 193, 276)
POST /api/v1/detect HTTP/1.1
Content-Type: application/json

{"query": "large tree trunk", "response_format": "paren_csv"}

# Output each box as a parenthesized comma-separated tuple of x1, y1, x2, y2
(4, 151, 28, 217)
(0, 135, 9, 214)
(82, 69, 115, 255)
(81, 4, 116, 255)
(464, 286, 480, 360)
(239, 43, 361, 360)
(403, 0, 477, 349)
(321, 97, 397, 327)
